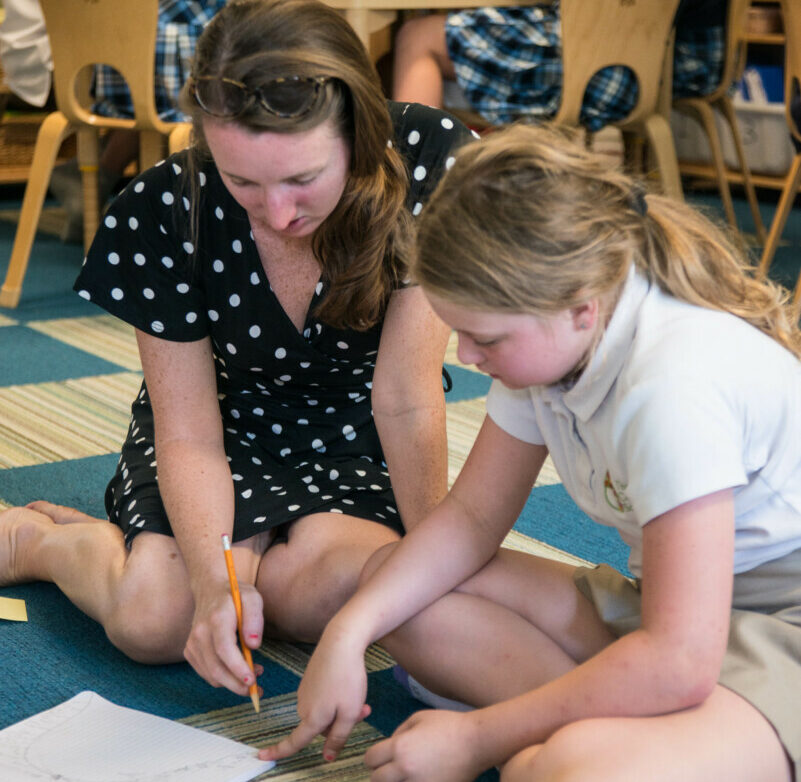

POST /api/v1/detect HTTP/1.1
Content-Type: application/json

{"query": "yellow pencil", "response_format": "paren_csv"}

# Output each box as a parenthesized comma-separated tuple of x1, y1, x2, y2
(221, 533, 260, 713)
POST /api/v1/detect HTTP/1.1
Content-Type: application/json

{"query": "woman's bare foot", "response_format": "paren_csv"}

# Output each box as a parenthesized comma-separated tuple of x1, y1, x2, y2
(26, 500, 106, 525)
(0, 506, 58, 586)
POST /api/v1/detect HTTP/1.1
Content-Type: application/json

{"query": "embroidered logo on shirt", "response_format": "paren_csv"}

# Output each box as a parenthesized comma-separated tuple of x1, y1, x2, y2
(604, 471, 633, 512)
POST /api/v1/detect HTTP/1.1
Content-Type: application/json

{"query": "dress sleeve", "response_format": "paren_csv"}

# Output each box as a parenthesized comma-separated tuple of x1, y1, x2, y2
(389, 100, 478, 217)
(73, 152, 210, 342)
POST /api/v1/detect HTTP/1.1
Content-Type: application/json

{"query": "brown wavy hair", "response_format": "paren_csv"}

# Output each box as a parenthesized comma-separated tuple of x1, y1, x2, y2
(414, 123, 801, 360)
(178, 0, 411, 330)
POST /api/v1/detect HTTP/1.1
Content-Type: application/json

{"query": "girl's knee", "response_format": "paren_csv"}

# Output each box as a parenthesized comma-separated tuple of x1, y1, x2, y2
(500, 745, 543, 782)
(514, 720, 621, 782)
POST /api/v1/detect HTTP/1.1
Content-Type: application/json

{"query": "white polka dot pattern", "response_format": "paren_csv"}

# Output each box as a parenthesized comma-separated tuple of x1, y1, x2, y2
(74, 101, 474, 543)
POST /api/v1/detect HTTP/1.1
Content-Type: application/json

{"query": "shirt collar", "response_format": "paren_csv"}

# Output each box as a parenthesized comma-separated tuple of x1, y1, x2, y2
(559, 265, 651, 421)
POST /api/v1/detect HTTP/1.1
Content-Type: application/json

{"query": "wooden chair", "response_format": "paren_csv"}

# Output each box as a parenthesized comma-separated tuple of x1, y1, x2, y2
(0, 0, 190, 309)
(672, 0, 766, 242)
(554, 0, 683, 199)
(443, 0, 683, 199)
(757, 0, 801, 321)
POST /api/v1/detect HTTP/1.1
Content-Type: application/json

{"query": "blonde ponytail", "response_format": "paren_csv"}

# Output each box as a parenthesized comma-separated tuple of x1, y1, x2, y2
(414, 123, 801, 359)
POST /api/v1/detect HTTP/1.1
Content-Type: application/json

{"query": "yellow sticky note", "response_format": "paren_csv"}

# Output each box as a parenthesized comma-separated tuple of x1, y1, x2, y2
(0, 596, 28, 622)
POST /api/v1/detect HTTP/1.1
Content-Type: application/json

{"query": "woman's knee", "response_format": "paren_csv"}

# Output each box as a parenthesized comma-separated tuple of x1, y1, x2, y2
(105, 583, 193, 663)
(358, 540, 399, 587)
(103, 552, 194, 663)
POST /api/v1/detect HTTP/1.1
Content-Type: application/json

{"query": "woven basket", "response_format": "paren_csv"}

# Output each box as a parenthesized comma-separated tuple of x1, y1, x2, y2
(0, 113, 74, 164)
(0, 53, 76, 181)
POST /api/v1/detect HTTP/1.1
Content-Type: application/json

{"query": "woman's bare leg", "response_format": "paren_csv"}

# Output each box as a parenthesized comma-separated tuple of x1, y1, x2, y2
(502, 686, 792, 782)
(392, 14, 455, 107)
(0, 503, 195, 662)
(255, 512, 401, 642)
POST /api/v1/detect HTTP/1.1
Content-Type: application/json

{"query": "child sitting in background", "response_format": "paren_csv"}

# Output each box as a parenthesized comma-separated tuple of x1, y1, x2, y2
(262, 122, 801, 782)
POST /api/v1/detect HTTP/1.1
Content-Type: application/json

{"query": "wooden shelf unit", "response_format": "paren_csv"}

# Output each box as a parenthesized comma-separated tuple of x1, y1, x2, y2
(678, 1, 788, 191)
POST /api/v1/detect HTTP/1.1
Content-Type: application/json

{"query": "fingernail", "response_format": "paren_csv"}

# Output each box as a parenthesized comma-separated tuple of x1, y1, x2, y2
(324, 751, 335, 762)
(248, 633, 259, 639)
(244, 675, 251, 684)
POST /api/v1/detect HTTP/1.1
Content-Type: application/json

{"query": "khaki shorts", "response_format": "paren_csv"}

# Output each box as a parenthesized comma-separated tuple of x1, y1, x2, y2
(574, 547, 801, 780)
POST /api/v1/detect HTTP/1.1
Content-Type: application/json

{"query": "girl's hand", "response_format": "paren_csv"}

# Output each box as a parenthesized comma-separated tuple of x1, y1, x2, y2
(364, 709, 483, 782)
(183, 579, 265, 696)
(260, 627, 370, 763)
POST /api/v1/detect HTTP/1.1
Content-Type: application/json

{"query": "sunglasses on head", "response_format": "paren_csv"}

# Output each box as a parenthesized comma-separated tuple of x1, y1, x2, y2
(190, 75, 330, 119)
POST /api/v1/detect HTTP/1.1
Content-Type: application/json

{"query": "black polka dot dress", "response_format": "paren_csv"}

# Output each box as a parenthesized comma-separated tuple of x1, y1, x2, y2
(74, 102, 476, 544)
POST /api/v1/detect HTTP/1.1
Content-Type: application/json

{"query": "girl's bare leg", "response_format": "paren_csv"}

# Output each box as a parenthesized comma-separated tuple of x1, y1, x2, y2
(392, 14, 455, 107)
(361, 547, 615, 706)
(502, 685, 792, 782)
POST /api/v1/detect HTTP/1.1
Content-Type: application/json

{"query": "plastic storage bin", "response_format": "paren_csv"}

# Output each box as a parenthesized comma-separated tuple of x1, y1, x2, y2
(671, 65, 795, 177)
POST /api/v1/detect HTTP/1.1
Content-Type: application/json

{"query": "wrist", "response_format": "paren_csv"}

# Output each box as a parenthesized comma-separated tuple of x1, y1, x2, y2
(463, 707, 506, 773)
(321, 610, 373, 653)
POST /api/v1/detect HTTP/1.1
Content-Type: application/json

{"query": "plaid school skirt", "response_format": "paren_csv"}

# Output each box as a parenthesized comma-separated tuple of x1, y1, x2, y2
(444, 2, 724, 130)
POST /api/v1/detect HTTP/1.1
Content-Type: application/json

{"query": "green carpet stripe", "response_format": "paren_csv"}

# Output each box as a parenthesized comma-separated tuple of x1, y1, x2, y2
(181, 694, 383, 780)
(28, 314, 141, 370)
(0, 372, 140, 466)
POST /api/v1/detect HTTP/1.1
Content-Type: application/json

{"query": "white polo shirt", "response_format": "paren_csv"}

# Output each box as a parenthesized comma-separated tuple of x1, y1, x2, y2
(486, 266, 801, 577)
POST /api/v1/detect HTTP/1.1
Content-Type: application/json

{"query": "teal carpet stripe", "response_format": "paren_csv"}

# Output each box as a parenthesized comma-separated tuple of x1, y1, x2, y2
(513, 483, 632, 576)
(0, 582, 300, 729)
(0, 454, 118, 517)
(0, 325, 126, 385)
(444, 364, 492, 401)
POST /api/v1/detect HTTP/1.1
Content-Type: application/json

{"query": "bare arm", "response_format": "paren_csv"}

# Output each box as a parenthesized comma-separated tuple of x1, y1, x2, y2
(136, 330, 260, 694)
(372, 285, 451, 530)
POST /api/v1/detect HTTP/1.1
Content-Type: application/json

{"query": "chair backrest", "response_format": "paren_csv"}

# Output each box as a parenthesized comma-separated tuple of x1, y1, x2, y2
(555, 0, 682, 127)
(781, 0, 801, 144)
(40, 0, 173, 134)
(694, 0, 752, 104)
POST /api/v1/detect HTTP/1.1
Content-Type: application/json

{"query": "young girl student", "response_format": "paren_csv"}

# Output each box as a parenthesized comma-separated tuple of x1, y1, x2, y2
(262, 123, 801, 781)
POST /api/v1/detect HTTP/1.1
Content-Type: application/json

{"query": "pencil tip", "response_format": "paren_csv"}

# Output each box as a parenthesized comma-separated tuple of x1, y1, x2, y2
(251, 693, 261, 713)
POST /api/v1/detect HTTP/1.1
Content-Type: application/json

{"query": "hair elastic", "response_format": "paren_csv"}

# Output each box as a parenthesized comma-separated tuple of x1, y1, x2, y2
(630, 186, 648, 217)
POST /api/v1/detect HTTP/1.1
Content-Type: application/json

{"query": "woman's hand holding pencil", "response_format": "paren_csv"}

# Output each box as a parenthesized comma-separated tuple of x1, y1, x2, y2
(222, 533, 262, 712)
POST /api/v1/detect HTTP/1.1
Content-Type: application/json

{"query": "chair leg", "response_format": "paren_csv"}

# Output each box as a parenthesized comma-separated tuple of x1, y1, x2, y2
(139, 130, 167, 170)
(76, 127, 100, 253)
(757, 153, 801, 280)
(679, 100, 738, 232)
(641, 113, 684, 201)
(718, 95, 767, 244)
(0, 112, 73, 308)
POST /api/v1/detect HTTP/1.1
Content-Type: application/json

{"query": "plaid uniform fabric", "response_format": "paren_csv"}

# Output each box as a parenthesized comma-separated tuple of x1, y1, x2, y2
(91, 0, 227, 122)
(445, 1, 725, 131)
